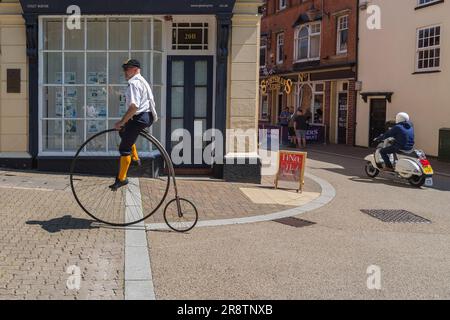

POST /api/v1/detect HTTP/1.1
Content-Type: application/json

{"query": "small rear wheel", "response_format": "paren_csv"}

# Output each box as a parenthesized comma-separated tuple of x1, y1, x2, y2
(163, 198, 198, 233)
(365, 162, 380, 178)
(409, 175, 426, 188)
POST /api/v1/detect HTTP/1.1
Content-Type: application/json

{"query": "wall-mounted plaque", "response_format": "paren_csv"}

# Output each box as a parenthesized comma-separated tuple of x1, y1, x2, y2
(7, 69, 21, 93)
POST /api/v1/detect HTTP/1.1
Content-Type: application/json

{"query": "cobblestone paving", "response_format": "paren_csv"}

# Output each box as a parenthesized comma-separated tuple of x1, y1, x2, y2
(0, 171, 124, 300)
(0, 169, 321, 299)
(142, 175, 321, 224)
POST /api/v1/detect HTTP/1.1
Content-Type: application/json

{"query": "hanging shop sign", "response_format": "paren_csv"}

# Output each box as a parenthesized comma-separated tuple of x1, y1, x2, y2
(261, 76, 293, 95)
(274, 151, 307, 193)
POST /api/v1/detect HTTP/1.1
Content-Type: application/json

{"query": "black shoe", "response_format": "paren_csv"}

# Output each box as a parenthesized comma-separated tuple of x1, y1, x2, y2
(109, 178, 129, 191)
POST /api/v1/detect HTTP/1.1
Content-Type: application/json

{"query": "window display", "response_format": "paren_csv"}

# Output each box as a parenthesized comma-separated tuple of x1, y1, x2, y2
(41, 16, 164, 153)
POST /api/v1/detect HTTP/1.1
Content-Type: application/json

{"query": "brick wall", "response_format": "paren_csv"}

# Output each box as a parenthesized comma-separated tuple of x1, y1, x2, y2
(261, 0, 357, 72)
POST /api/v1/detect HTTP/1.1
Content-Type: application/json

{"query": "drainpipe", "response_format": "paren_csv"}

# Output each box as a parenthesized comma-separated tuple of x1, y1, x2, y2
(354, 0, 360, 147)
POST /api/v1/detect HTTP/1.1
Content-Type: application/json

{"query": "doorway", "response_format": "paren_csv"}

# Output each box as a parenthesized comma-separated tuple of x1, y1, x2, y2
(166, 56, 213, 168)
(369, 99, 387, 147)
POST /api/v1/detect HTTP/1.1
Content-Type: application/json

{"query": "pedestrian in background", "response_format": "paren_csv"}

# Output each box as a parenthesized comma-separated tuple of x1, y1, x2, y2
(279, 107, 292, 146)
(294, 109, 309, 149)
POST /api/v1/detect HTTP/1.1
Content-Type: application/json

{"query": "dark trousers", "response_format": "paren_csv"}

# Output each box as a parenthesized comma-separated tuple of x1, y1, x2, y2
(280, 124, 289, 145)
(380, 144, 401, 168)
(119, 112, 153, 156)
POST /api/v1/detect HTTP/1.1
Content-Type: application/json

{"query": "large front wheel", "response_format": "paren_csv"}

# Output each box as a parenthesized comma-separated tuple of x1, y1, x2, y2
(70, 129, 171, 226)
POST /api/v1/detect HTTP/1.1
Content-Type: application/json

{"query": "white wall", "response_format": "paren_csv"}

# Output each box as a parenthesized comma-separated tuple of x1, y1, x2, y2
(356, 0, 449, 156)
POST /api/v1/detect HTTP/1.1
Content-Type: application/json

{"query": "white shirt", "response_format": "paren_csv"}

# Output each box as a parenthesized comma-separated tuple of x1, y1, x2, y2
(126, 73, 158, 122)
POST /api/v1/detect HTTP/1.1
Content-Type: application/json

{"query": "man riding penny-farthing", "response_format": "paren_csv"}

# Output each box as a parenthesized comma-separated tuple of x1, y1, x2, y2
(70, 59, 198, 232)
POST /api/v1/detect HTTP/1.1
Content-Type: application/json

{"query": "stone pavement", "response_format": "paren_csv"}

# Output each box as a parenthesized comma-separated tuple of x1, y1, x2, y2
(0, 171, 124, 300)
(147, 151, 450, 300)
(0, 168, 323, 299)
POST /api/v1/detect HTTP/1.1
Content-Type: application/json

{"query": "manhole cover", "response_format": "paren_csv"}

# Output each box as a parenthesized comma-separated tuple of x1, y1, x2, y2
(361, 209, 431, 223)
(273, 217, 316, 228)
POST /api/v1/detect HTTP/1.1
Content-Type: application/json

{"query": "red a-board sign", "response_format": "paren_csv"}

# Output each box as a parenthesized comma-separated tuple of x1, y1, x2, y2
(274, 151, 307, 193)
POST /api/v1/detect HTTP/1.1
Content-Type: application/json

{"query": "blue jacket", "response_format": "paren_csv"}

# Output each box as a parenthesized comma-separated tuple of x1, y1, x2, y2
(382, 121, 415, 150)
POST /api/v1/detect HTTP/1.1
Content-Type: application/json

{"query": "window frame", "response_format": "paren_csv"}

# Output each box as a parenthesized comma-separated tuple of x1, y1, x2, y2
(415, 24, 441, 72)
(416, 0, 443, 9)
(38, 15, 166, 156)
(294, 22, 321, 63)
(336, 15, 349, 55)
(276, 32, 284, 65)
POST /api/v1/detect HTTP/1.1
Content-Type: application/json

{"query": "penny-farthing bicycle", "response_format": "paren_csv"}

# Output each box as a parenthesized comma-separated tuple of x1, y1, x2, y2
(70, 128, 198, 232)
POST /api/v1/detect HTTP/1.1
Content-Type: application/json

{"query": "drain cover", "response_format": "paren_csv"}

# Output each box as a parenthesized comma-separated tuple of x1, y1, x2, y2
(273, 217, 316, 228)
(361, 209, 431, 223)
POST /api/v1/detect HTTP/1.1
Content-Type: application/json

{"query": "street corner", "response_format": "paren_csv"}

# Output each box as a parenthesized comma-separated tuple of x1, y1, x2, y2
(144, 172, 335, 231)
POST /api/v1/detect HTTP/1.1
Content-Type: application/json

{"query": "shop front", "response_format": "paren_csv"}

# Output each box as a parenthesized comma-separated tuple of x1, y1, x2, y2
(259, 67, 356, 147)
(258, 72, 326, 145)
(13, 0, 263, 181)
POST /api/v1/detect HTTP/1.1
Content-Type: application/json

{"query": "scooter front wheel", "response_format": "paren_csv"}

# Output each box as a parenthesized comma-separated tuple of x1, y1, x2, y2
(365, 162, 380, 178)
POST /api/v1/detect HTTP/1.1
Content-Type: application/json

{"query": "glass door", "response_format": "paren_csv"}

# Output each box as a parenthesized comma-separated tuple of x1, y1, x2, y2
(166, 56, 213, 167)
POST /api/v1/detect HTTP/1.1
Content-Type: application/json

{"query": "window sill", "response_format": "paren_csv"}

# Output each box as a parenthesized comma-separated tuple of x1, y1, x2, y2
(415, 0, 445, 10)
(294, 58, 320, 64)
(412, 70, 441, 74)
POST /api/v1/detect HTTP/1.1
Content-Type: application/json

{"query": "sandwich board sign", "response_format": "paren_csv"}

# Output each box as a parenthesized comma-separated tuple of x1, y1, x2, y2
(274, 151, 307, 193)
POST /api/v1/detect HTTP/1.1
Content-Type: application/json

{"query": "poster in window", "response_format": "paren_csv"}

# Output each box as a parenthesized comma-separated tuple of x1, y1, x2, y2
(56, 91, 63, 116)
(87, 87, 107, 117)
(64, 88, 78, 118)
(87, 120, 104, 134)
(87, 72, 107, 84)
(65, 72, 76, 84)
(119, 89, 127, 115)
(65, 120, 77, 133)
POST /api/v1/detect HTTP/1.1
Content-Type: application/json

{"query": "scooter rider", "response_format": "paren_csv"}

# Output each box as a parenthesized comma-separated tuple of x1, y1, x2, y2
(377, 112, 415, 171)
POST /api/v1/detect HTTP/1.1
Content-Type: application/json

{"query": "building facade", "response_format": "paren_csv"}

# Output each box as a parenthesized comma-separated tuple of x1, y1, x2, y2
(0, 0, 29, 168)
(0, 0, 264, 183)
(356, 0, 449, 158)
(259, 0, 358, 145)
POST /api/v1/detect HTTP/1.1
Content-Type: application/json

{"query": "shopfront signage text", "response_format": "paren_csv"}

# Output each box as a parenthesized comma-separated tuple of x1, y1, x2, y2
(298, 73, 310, 82)
(261, 76, 293, 95)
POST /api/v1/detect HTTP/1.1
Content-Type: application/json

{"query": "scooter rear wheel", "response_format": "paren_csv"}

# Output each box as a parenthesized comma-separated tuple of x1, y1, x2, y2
(409, 175, 426, 188)
(365, 162, 380, 178)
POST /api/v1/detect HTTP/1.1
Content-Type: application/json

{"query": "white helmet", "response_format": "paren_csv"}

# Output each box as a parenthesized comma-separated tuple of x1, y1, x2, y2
(396, 112, 410, 124)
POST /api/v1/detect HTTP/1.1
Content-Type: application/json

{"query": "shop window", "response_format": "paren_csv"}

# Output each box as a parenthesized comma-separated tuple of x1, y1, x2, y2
(294, 22, 321, 62)
(312, 83, 324, 125)
(40, 17, 164, 153)
(260, 95, 269, 121)
(337, 15, 349, 54)
(416, 25, 441, 72)
(172, 22, 209, 50)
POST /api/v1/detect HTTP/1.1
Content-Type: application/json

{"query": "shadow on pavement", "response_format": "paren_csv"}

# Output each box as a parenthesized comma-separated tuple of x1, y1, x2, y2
(26, 215, 99, 233)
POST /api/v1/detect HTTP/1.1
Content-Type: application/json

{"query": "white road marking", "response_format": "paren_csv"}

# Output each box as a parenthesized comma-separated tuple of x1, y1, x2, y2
(145, 172, 336, 230)
(124, 178, 156, 300)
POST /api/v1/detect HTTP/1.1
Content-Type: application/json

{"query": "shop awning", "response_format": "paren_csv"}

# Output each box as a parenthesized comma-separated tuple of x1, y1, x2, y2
(20, 0, 237, 15)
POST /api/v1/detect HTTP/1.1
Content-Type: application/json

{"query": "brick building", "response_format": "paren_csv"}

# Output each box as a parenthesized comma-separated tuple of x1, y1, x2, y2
(259, 0, 358, 145)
